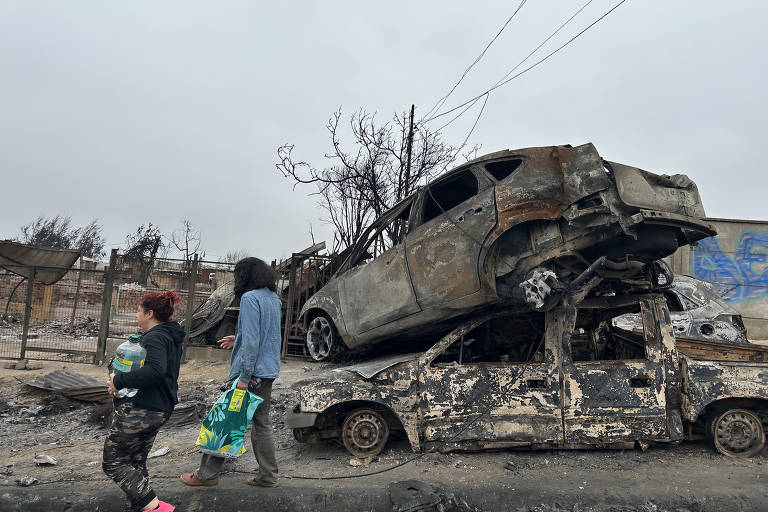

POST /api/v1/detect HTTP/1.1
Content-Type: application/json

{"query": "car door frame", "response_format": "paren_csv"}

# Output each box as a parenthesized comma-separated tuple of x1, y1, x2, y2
(415, 313, 563, 450)
(405, 166, 497, 310)
(556, 297, 671, 447)
(336, 197, 421, 336)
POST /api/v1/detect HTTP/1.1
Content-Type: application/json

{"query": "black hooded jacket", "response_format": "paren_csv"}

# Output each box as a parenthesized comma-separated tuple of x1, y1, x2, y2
(113, 321, 185, 413)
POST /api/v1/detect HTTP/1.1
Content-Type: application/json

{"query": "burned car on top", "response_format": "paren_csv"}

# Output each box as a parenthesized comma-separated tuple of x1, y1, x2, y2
(288, 292, 768, 459)
(300, 142, 716, 361)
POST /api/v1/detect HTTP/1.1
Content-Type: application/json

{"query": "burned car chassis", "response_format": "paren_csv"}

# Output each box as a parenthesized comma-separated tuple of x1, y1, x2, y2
(301, 143, 716, 361)
(289, 292, 768, 459)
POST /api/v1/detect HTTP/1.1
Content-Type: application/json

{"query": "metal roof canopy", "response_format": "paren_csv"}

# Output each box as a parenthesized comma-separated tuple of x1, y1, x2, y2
(0, 240, 81, 285)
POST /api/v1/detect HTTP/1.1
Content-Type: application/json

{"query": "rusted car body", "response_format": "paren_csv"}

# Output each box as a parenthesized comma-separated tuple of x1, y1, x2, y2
(288, 294, 768, 458)
(614, 275, 748, 345)
(300, 143, 716, 360)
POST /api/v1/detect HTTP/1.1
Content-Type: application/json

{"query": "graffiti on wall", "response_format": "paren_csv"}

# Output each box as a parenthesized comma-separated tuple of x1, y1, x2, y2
(691, 230, 768, 304)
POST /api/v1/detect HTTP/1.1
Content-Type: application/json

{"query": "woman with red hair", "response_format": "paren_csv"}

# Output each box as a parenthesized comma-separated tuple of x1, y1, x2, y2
(103, 290, 185, 512)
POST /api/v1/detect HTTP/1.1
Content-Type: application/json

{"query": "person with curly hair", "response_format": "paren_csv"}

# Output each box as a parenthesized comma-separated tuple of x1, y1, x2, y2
(104, 290, 185, 512)
(181, 257, 282, 488)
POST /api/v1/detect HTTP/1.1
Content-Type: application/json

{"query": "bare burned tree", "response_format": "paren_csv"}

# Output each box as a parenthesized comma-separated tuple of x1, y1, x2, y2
(277, 108, 458, 252)
(219, 249, 249, 265)
(170, 219, 204, 264)
(123, 223, 164, 286)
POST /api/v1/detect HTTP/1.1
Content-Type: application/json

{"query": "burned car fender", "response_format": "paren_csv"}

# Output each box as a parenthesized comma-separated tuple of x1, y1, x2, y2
(680, 357, 768, 422)
(298, 280, 352, 345)
(294, 377, 422, 451)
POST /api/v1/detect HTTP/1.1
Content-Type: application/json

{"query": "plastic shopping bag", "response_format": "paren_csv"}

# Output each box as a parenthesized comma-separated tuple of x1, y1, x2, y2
(195, 381, 263, 458)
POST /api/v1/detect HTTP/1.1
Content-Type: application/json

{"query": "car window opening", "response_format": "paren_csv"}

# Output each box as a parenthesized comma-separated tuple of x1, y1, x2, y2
(572, 305, 647, 362)
(423, 170, 479, 223)
(664, 291, 684, 312)
(485, 159, 522, 182)
(350, 203, 412, 268)
(431, 313, 545, 366)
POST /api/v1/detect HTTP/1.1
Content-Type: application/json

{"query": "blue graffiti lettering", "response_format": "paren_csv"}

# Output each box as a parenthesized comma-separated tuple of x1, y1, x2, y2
(691, 230, 768, 304)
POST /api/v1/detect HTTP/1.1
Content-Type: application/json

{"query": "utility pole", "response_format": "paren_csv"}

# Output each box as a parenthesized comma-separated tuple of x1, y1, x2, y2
(405, 104, 415, 187)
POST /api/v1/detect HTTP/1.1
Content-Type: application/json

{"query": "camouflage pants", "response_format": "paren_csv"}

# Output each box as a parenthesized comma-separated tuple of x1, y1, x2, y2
(103, 402, 170, 511)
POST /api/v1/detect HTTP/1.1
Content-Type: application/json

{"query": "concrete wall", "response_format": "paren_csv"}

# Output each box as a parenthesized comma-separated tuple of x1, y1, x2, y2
(667, 218, 768, 340)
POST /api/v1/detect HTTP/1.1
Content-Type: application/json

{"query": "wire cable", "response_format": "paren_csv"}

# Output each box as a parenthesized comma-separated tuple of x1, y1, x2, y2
(424, 0, 528, 120)
(433, 0, 594, 134)
(490, 0, 595, 89)
(426, 0, 629, 123)
(456, 93, 489, 153)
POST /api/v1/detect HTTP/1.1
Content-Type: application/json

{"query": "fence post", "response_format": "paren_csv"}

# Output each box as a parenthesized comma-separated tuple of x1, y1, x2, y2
(183, 253, 199, 343)
(20, 268, 36, 360)
(281, 254, 298, 357)
(70, 265, 84, 329)
(96, 249, 118, 365)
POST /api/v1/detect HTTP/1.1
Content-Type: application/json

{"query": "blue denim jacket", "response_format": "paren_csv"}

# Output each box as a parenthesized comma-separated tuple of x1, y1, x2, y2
(227, 288, 282, 382)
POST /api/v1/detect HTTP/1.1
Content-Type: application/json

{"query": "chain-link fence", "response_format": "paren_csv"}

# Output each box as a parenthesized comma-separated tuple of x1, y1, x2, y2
(0, 248, 330, 363)
(0, 263, 106, 363)
(107, 254, 215, 338)
(0, 250, 230, 363)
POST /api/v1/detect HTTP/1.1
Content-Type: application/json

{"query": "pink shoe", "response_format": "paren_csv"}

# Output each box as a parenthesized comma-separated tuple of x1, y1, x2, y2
(153, 501, 175, 512)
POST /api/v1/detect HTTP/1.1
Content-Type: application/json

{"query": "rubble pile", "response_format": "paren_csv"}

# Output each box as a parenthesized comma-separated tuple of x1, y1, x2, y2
(0, 314, 20, 328)
(33, 316, 100, 338)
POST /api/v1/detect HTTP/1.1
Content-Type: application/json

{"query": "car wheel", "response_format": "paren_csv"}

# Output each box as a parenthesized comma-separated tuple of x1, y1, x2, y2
(341, 408, 390, 458)
(306, 315, 339, 362)
(711, 408, 765, 458)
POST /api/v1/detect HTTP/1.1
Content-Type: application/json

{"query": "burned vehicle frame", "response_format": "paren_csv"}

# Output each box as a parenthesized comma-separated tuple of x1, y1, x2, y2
(300, 143, 716, 361)
(614, 274, 748, 346)
(288, 293, 768, 459)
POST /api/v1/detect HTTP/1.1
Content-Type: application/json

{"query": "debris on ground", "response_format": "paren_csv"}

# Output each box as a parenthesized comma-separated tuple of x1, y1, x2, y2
(388, 480, 442, 512)
(33, 454, 57, 466)
(2, 359, 43, 370)
(349, 455, 377, 467)
(26, 369, 110, 402)
(148, 446, 170, 459)
(16, 476, 38, 487)
(165, 402, 202, 426)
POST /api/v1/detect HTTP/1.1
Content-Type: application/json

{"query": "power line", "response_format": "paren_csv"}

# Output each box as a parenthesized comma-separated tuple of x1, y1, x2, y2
(490, 0, 596, 89)
(426, 0, 629, 123)
(428, 0, 596, 134)
(457, 93, 489, 152)
(435, 95, 484, 133)
(424, 0, 528, 120)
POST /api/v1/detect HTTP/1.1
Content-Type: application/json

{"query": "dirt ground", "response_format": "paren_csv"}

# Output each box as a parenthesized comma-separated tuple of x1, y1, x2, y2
(1, 358, 767, 512)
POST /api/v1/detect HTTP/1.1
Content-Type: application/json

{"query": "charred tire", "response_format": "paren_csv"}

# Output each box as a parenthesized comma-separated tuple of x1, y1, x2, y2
(306, 315, 339, 362)
(341, 408, 390, 458)
(710, 408, 765, 458)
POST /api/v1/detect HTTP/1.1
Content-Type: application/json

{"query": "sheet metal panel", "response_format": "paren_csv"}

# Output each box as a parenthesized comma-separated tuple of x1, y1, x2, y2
(0, 241, 80, 285)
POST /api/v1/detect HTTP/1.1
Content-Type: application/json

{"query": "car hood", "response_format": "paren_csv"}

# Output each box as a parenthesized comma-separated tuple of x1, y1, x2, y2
(335, 352, 421, 379)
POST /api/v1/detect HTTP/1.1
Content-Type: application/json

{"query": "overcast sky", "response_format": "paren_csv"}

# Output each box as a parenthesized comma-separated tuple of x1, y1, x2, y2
(2, 1, 766, 263)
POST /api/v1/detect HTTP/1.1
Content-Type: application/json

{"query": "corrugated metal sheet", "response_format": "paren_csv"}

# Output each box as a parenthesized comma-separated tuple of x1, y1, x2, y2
(26, 369, 110, 402)
(0, 241, 80, 285)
